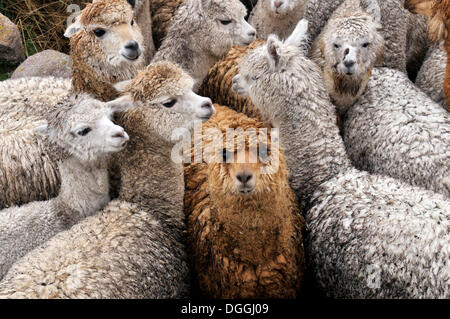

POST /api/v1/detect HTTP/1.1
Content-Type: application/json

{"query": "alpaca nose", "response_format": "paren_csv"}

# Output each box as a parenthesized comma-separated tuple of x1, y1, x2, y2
(125, 41, 139, 51)
(248, 30, 256, 38)
(275, 1, 283, 8)
(344, 60, 355, 68)
(202, 101, 213, 109)
(236, 172, 253, 184)
(122, 41, 141, 60)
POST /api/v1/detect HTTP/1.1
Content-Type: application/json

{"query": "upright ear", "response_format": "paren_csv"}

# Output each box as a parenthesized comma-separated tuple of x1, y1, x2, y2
(64, 14, 83, 38)
(285, 19, 309, 50)
(362, 0, 382, 25)
(107, 95, 135, 113)
(266, 35, 282, 70)
(34, 123, 57, 139)
(114, 80, 131, 93)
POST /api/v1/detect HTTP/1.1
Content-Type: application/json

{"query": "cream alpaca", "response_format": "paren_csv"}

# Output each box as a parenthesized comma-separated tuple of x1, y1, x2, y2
(0, 95, 130, 280)
(233, 20, 450, 298)
(0, 62, 215, 299)
(152, 0, 256, 91)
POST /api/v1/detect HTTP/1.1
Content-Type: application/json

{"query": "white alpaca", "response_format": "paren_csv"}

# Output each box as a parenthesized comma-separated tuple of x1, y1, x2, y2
(233, 20, 450, 298)
(0, 95, 131, 280)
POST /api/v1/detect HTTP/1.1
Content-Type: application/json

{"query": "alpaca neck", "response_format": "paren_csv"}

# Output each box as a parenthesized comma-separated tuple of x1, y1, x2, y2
(258, 71, 352, 204)
(56, 157, 110, 221)
(209, 187, 297, 264)
(135, 0, 155, 64)
(257, 4, 306, 39)
(324, 67, 370, 115)
(444, 37, 450, 111)
(70, 55, 121, 102)
(115, 110, 186, 220)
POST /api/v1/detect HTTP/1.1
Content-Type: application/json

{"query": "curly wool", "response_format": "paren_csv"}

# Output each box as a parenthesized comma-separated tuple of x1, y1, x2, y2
(416, 42, 447, 108)
(343, 67, 450, 198)
(199, 39, 265, 119)
(236, 33, 450, 298)
(184, 105, 304, 298)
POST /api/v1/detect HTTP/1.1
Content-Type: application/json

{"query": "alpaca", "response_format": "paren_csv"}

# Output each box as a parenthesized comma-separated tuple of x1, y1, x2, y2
(184, 105, 304, 298)
(405, 0, 450, 111)
(150, 0, 185, 49)
(249, 0, 307, 39)
(199, 39, 265, 119)
(309, 0, 449, 197)
(416, 42, 447, 108)
(152, 0, 256, 91)
(309, 0, 384, 114)
(0, 61, 215, 299)
(0, 94, 130, 280)
(232, 20, 450, 298)
(304, 0, 429, 73)
(0, 0, 145, 210)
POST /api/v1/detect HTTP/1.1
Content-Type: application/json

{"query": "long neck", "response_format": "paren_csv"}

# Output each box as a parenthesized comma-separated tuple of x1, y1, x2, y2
(445, 36, 450, 112)
(113, 109, 186, 222)
(56, 157, 110, 220)
(256, 70, 352, 204)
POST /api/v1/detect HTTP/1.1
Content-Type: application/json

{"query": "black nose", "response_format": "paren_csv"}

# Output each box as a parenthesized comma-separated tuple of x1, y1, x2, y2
(125, 41, 139, 51)
(113, 131, 124, 138)
(202, 102, 213, 109)
(237, 172, 253, 184)
(248, 30, 256, 38)
(344, 60, 355, 68)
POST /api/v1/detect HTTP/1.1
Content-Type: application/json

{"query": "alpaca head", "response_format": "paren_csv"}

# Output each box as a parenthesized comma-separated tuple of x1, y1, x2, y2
(205, 112, 284, 198)
(320, 4, 384, 79)
(36, 94, 131, 162)
(265, 0, 306, 15)
(232, 19, 314, 119)
(65, 0, 145, 71)
(113, 61, 215, 142)
(405, 0, 450, 42)
(179, 0, 256, 57)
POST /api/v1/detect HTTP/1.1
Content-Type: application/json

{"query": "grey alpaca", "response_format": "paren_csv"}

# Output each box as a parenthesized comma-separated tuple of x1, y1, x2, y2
(0, 62, 215, 298)
(152, 0, 256, 91)
(304, 0, 429, 73)
(233, 20, 450, 298)
(0, 94, 130, 280)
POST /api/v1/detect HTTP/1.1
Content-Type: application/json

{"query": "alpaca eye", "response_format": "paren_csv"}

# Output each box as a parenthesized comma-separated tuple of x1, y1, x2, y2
(163, 99, 177, 108)
(78, 127, 92, 136)
(93, 29, 106, 37)
(251, 76, 258, 81)
(334, 43, 340, 49)
(362, 42, 370, 48)
(220, 19, 232, 25)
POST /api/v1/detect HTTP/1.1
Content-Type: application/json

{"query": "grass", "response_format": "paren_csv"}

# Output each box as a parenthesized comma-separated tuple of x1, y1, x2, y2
(0, 0, 85, 58)
(0, 62, 17, 80)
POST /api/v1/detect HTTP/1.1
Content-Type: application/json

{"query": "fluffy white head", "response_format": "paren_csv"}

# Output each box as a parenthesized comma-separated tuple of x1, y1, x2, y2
(269, 0, 302, 14)
(36, 95, 132, 162)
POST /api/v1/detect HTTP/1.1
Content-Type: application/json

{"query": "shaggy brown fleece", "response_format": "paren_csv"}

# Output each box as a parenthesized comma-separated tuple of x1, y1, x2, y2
(184, 105, 305, 298)
(199, 40, 265, 119)
(150, 0, 185, 49)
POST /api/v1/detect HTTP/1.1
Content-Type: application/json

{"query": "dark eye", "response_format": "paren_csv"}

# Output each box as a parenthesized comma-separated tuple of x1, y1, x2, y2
(334, 43, 340, 49)
(163, 99, 177, 108)
(78, 127, 92, 136)
(93, 29, 106, 37)
(362, 42, 370, 48)
(220, 19, 232, 25)
(131, 20, 134, 26)
(259, 145, 269, 163)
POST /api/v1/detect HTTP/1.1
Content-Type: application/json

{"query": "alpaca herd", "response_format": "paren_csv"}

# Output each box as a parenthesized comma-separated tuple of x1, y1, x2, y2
(0, 0, 448, 299)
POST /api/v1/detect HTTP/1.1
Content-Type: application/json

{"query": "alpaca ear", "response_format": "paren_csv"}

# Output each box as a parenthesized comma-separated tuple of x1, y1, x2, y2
(107, 95, 135, 113)
(266, 35, 282, 70)
(64, 15, 83, 38)
(35, 123, 57, 139)
(114, 80, 131, 93)
(285, 19, 309, 49)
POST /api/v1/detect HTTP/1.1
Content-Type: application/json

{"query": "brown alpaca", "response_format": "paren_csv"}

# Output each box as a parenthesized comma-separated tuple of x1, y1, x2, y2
(405, 0, 450, 111)
(184, 105, 305, 298)
(68, 0, 146, 101)
(199, 39, 265, 119)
